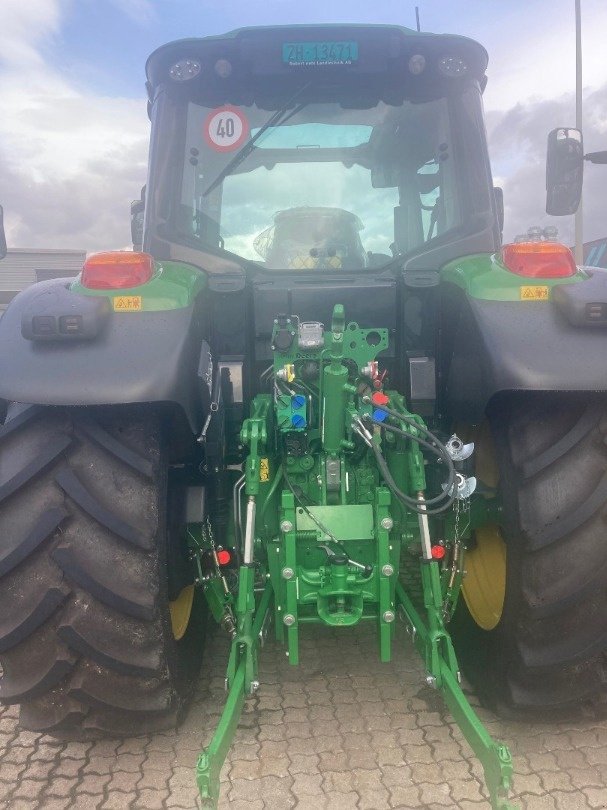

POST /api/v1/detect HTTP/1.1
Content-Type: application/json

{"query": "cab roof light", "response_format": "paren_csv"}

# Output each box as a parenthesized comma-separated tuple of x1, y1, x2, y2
(169, 59, 201, 81)
(501, 241, 577, 279)
(214, 58, 232, 78)
(81, 251, 154, 290)
(437, 55, 468, 77)
(408, 54, 426, 75)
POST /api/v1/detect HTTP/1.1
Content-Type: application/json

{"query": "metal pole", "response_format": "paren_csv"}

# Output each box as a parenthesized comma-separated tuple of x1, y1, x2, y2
(415, 7, 421, 32)
(574, 0, 584, 264)
(416, 492, 433, 560)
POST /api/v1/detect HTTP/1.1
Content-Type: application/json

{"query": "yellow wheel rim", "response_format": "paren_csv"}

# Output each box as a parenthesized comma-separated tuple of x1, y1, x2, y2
(462, 524, 506, 630)
(458, 421, 507, 631)
(169, 585, 195, 641)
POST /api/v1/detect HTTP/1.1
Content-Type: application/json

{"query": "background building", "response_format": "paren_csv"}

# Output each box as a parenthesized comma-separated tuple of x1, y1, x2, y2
(0, 248, 85, 314)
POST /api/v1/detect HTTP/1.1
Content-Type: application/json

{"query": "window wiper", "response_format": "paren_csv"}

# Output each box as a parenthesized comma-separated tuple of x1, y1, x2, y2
(202, 83, 311, 197)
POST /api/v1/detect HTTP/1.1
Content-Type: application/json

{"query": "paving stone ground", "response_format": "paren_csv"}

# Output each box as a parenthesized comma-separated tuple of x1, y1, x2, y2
(1, 622, 606, 810)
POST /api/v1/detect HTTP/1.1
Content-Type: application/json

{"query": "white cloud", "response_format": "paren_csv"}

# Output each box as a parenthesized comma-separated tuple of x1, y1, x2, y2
(464, 0, 607, 113)
(1, 1, 606, 254)
(106, 0, 156, 24)
(0, 0, 62, 67)
(0, 0, 149, 250)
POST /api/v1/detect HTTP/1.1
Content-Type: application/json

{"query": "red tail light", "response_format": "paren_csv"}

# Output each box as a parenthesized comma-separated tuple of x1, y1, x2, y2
(81, 251, 154, 289)
(501, 242, 577, 279)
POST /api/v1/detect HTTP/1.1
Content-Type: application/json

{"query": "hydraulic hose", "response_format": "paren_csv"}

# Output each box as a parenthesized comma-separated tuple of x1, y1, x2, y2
(365, 400, 452, 449)
(363, 402, 457, 497)
(375, 420, 456, 503)
(370, 440, 455, 516)
(363, 406, 458, 514)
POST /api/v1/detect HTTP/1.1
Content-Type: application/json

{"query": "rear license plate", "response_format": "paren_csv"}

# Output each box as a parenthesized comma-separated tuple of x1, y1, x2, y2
(282, 41, 358, 67)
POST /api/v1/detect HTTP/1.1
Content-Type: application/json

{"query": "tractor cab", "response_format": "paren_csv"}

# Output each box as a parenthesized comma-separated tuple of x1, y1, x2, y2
(144, 25, 499, 275)
(143, 25, 499, 400)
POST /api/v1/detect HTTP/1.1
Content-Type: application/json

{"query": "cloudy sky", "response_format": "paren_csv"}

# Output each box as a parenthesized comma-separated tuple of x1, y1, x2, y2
(1, 0, 606, 253)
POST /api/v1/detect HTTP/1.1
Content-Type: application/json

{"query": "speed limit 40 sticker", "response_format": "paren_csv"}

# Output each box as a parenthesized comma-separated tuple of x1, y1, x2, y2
(204, 106, 249, 152)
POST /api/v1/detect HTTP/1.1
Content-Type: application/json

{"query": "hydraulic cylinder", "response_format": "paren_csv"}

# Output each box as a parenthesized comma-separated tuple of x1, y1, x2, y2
(322, 360, 348, 455)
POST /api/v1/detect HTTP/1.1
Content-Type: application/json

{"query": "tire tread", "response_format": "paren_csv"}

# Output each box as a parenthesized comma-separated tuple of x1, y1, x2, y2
(454, 393, 607, 718)
(0, 406, 203, 737)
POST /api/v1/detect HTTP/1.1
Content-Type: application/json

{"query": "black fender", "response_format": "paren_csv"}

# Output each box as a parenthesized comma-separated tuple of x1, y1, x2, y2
(440, 276, 607, 423)
(0, 279, 211, 434)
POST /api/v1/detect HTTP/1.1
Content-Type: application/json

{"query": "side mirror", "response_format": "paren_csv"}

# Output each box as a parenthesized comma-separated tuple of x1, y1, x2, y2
(585, 150, 607, 165)
(0, 206, 7, 260)
(493, 186, 504, 233)
(546, 127, 584, 215)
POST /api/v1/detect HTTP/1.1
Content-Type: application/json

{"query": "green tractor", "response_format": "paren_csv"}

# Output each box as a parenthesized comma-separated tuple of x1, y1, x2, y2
(1, 24, 606, 809)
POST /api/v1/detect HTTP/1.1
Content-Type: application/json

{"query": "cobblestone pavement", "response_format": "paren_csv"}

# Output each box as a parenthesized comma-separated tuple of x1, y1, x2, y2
(1, 623, 606, 810)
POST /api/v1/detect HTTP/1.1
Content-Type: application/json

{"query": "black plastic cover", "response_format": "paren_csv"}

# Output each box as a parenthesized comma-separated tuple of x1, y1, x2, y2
(252, 274, 397, 377)
(0, 279, 209, 433)
(441, 285, 607, 422)
(552, 270, 607, 327)
(407, 353, 436, 416)
(20, 283, 110, 341)
(252, 274, 397, 341)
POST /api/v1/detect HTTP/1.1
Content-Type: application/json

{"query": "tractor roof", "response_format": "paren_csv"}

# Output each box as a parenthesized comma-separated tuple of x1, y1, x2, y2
(145, 24, 488, 91)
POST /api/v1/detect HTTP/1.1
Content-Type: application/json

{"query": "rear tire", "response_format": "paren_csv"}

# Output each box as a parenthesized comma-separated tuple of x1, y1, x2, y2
(452, 393, 607, 717)
(0, 405, 205, 738)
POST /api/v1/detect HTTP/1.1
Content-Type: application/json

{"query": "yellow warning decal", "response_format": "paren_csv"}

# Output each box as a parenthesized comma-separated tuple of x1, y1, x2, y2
(113, 295, 143, 311)
(520, 286, 550, 301)
(259, 458, 270, 482)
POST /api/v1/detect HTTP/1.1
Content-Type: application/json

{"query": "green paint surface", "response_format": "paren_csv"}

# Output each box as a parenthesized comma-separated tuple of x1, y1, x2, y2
(71, 260, 207, 311)
(296, 505, 374, 541)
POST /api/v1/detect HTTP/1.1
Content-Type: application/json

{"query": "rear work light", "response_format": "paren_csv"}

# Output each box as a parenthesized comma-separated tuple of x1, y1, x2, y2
(81, 252, 154, 290)
(501, 241, 577, 279)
